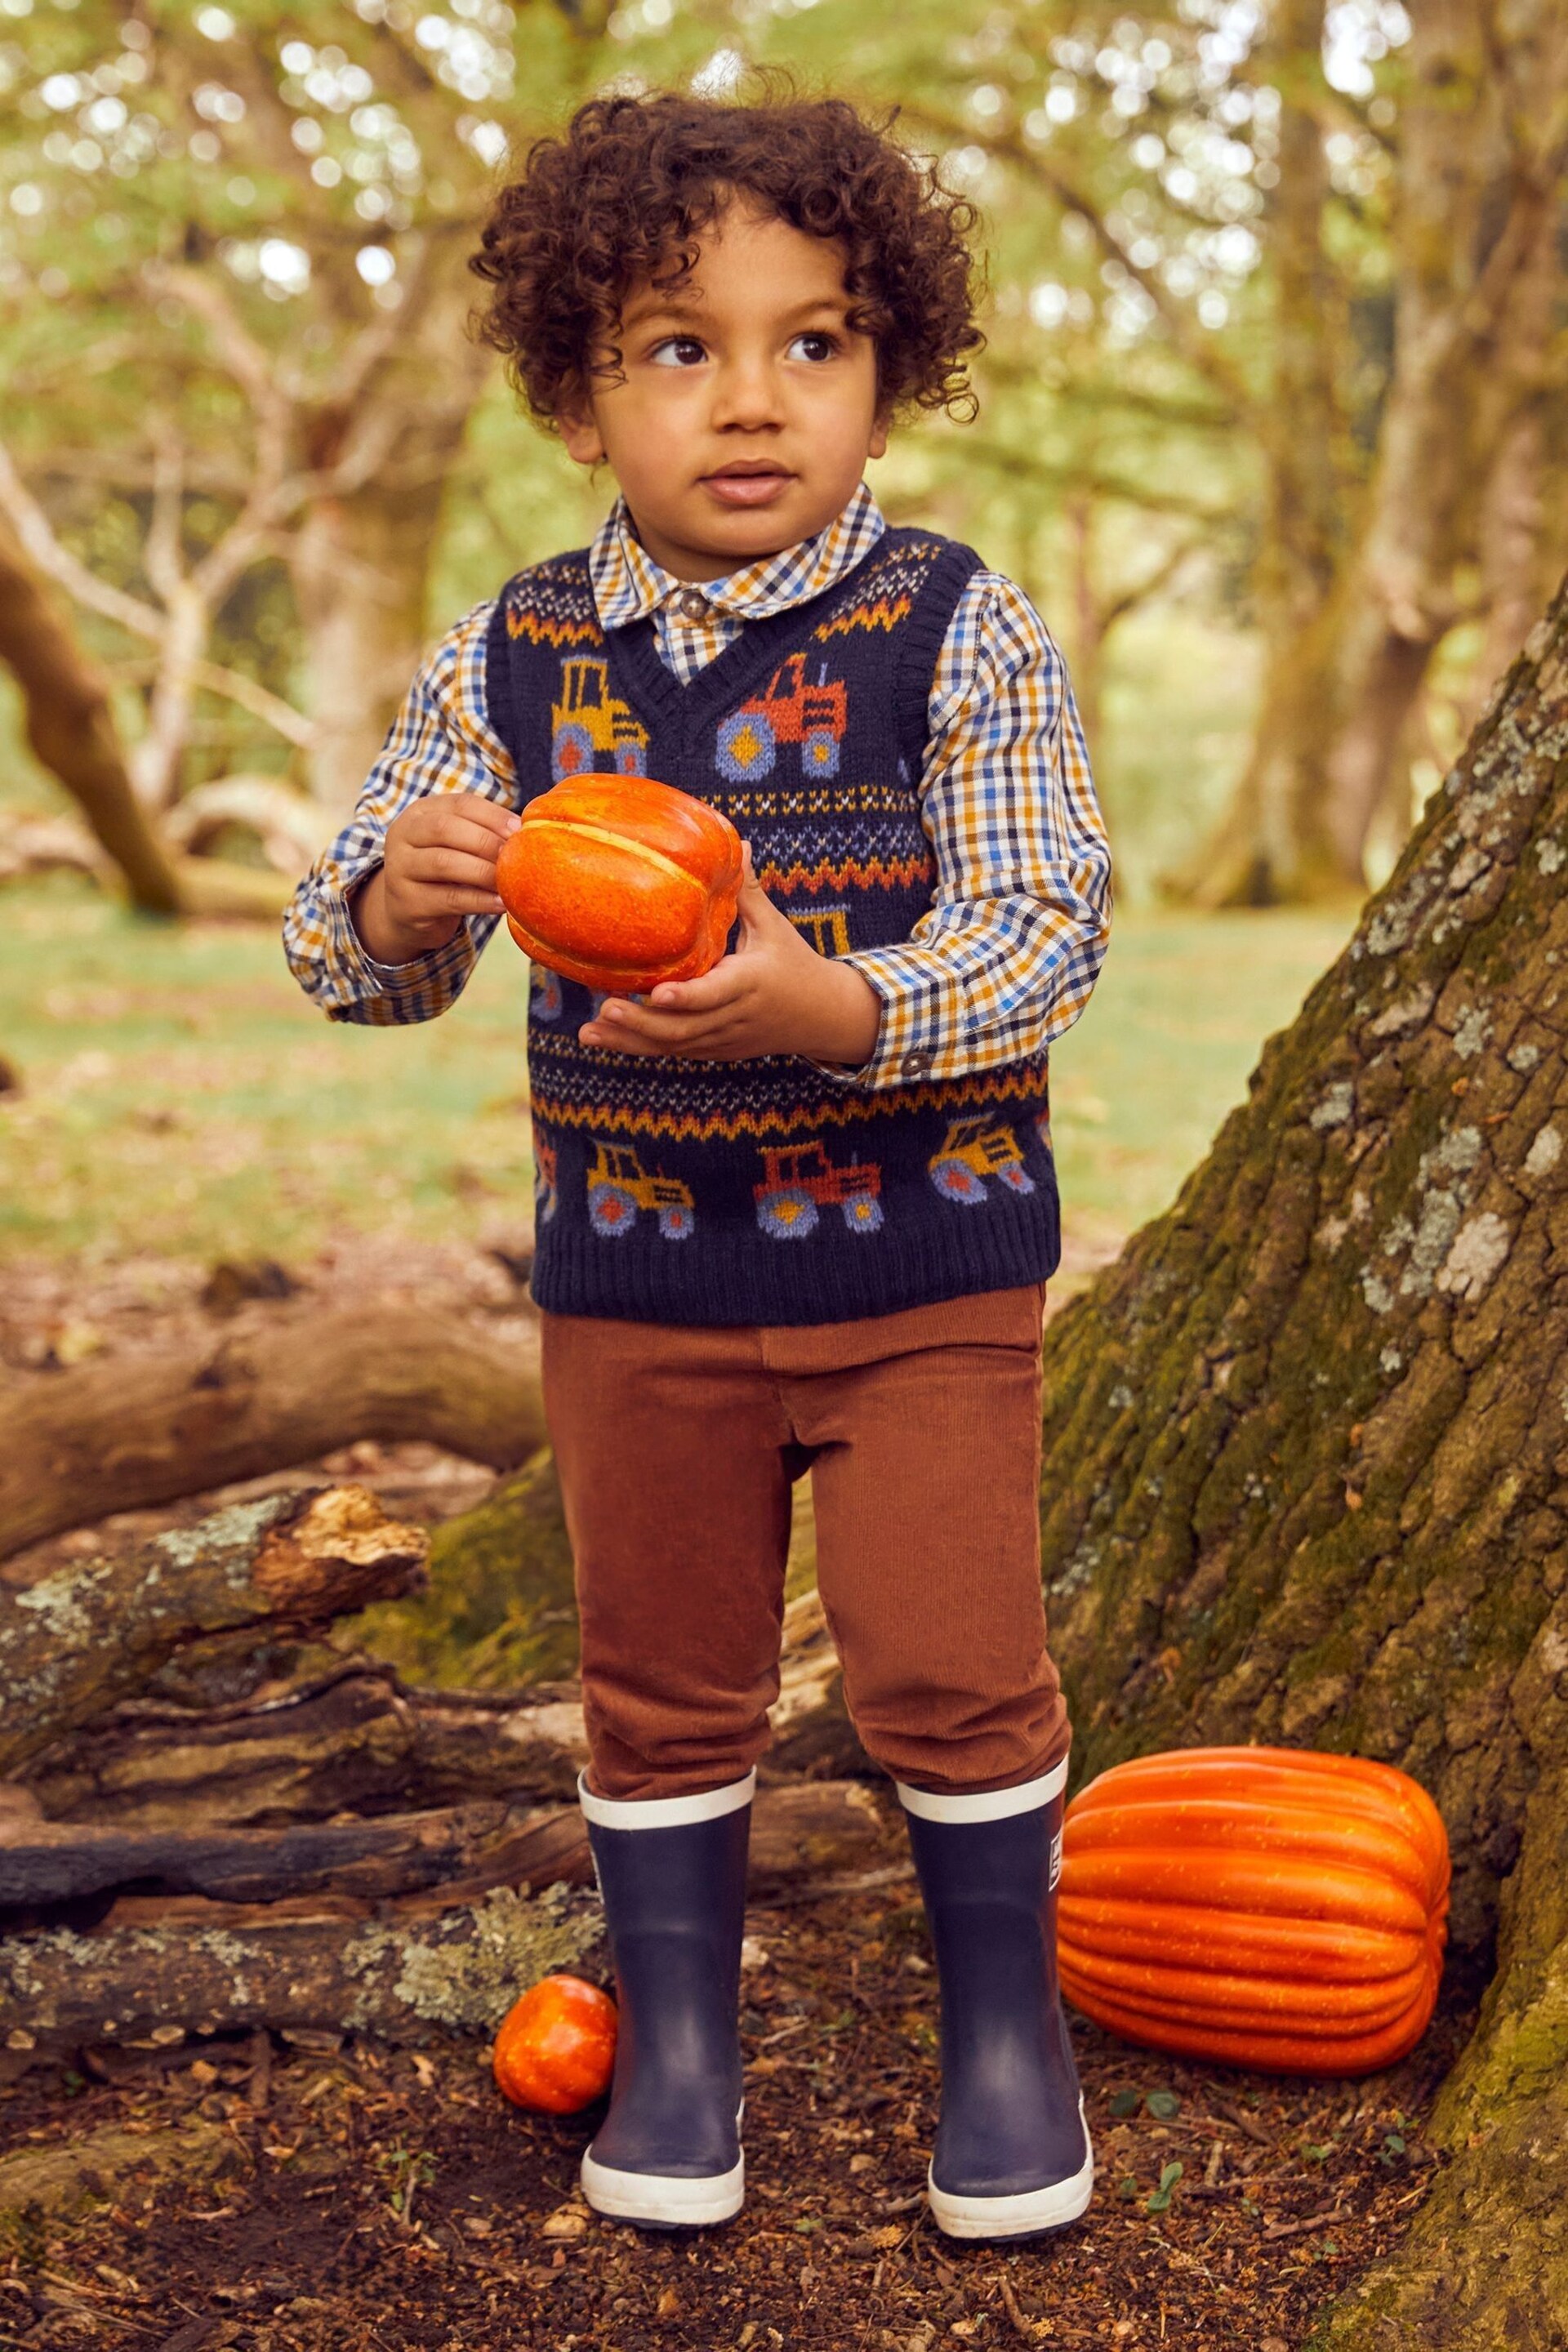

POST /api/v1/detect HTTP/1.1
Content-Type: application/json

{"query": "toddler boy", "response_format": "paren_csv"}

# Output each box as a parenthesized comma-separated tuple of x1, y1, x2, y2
(285, 89, 1111, 2241)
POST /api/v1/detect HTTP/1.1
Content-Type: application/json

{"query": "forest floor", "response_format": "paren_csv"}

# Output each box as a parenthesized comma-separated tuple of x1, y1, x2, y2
(2, 882, 1437, 2348)
(0, 1895, 1474, 2352)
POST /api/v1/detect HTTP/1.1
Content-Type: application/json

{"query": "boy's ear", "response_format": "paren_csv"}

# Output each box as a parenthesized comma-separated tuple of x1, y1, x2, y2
(868, 410, 891, 462)
(557, 386, 606, 467)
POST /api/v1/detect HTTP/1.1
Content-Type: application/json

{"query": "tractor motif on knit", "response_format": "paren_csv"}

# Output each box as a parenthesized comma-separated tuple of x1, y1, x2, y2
(587, 1141, 696, 1240)
(715, 655, 848, 783)
(551, 657, 650, 781)
(754, 1143, 883, 1240)
(928, 1118, 1036, 1205)
(786, 904, 853, 956)
(533, 1130, 559, 1226)
(530, 964, 564, 1022)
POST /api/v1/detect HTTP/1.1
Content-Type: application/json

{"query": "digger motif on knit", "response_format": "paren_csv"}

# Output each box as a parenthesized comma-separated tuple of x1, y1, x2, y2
(484, 527, 1060, 1328)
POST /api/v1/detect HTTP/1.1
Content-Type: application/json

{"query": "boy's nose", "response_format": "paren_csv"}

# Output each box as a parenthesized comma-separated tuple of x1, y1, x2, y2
(710, 360, 786, 431)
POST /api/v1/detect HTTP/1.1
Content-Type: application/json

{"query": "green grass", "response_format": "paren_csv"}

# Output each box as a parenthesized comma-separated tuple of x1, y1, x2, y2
(0, 876, 1354, 1266)
(1049, 904, 1355, 1237)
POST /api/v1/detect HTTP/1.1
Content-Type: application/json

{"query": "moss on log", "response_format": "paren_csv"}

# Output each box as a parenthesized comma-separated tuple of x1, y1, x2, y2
(0, 1883, 604, 2056)
(1039, 576, 1568, 2341)
(0, 2120, 247, 2238)
(349, 1450, 581, 1690)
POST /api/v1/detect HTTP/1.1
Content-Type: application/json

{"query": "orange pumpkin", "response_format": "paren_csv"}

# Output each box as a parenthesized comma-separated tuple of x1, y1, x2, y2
(497, 774, 744, 994)
(1057, 1747, 1449, 2076)
(492, 1974, 617, 2114)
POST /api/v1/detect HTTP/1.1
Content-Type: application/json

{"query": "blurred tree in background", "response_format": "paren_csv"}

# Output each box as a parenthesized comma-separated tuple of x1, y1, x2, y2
(0, 0, 1564, 902)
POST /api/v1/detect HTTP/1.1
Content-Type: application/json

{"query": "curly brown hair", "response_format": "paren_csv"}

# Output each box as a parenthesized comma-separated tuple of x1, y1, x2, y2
(470, 87, 984, 426)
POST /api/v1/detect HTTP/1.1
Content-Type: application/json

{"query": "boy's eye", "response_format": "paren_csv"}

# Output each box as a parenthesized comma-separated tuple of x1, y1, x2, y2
(648, 336, 708, 368)
(787, 331, 840, 363)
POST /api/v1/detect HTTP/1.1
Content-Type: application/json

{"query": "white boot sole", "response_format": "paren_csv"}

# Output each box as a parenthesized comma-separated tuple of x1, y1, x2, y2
(579, 2146, 745, 2229)
(927, 2098, 1095, 2240)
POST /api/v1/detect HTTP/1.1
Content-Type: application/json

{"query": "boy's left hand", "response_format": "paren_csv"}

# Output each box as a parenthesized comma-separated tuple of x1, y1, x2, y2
(578, 849, 882, 1067)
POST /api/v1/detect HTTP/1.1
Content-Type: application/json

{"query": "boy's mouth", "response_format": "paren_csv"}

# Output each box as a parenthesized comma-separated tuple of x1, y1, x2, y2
(701, 463, 795, 509)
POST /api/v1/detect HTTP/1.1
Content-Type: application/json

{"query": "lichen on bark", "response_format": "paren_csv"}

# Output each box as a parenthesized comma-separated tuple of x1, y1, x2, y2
(1040, 574, 1568, 2342)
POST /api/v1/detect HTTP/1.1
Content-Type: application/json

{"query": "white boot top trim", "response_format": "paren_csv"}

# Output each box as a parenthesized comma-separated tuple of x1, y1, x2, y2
(577, 1769, 757, 1830)
(894, 1757, 1070, 1823)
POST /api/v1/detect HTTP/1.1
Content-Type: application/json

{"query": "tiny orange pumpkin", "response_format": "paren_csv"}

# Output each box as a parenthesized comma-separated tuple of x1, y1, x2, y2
(492, 1974, 617, 2114)
(496, 773, 743, 995)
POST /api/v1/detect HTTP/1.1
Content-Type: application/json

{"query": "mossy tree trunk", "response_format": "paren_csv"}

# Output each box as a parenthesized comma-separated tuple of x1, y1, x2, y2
(1040, 568, 1568, 2345)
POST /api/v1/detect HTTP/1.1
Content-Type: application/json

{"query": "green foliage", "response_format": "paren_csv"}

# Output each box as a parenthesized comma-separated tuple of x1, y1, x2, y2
(1146, 2158, 1183, 2212)
(0, 0, 1424, 870)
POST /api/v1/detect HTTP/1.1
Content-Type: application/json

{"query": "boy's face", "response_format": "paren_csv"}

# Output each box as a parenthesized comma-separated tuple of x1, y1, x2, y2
(559, 203, 888, 581)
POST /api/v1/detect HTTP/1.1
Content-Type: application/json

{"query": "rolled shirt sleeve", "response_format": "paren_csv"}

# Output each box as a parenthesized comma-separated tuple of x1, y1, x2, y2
(831, 570, 1112, 1088)
(281, 599, 519, 1027)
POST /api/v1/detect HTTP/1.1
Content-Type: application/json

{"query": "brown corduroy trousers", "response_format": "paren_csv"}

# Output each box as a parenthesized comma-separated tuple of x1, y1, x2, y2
(541, 1283, 1071, 1803)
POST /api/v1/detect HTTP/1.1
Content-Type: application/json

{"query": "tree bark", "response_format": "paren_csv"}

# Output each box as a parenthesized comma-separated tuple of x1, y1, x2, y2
(1188, 0, 1567, 905)
(1312, 0, 1566, 884)
(1180, 0, 1347, 908)
(0, 512, 294, 922)
(288, 262, 491, 822)
(0, 1781, 893, 2054)
(0, 1300, 546, 1560)
(1040, 567, 1568, 2342)
(19, 1668, 590, 1830)
(0, 514, 183, 913)
(0, 1790, 575, 1914)
(19, 1595, 869, 1836)
(0, 1486, 427, 1776)
(0, 1776, 892, 1922)
(0, 1881, 607, 2056)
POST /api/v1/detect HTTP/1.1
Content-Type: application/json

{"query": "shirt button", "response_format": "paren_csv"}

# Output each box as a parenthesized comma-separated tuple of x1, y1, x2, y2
(673, 589, 710, 621)
(901, 1049, 934, 1080)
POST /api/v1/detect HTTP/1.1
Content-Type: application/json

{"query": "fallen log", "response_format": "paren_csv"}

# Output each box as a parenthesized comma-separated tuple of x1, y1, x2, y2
(0, 1302, 545, 1559)
(0, 1791, 581, 1914)
(0, 1777, 890, 1920)
(0, 1486, 427, 1777)
(20, 1592, 871, 1833)
(19, 1668, 590, 1829)
(0, 1882, 606, 2056)
(0, 1783, 894, 2053)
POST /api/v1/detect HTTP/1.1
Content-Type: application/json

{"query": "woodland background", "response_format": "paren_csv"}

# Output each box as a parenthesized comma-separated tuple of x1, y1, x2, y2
(2, 3, 1567, 2350)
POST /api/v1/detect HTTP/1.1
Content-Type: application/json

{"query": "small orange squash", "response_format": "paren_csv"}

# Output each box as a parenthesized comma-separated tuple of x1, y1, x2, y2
(492, 1974, 617, 2114)
(497, 773, 743, 994)
(1058, 1747, 1449, 2076)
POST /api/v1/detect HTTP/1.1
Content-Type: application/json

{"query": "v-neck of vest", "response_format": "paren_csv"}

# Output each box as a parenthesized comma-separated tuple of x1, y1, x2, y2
(595, 534, 898, 736)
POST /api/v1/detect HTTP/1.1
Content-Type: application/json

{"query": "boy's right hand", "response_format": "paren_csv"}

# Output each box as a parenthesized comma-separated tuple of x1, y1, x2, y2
(349, 794, 520, 966)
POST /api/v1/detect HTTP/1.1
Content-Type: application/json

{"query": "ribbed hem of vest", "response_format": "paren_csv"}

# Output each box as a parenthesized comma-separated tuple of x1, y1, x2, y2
(528, 1201, 1060, 1329)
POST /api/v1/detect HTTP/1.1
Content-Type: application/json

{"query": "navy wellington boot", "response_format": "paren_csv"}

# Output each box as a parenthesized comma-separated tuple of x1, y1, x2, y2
(577, 1771, 752, 2228)
(900, 1767, 1094, 2239)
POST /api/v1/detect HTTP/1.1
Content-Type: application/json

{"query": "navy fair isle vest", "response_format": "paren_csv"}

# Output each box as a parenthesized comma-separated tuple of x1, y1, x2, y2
(484, 527, 1059, 1328)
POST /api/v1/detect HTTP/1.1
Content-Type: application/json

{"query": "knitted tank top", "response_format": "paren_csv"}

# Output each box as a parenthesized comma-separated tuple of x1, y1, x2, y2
(484, 527, 1058, 1326)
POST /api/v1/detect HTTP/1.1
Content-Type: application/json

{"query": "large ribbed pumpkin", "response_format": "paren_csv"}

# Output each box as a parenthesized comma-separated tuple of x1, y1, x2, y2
(497, 774, 743, 994)
(1058, 1748, 1449, 2076)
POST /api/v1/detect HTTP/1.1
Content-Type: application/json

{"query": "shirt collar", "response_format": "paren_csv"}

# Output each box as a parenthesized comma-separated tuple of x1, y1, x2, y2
(589, 483, 886, 631)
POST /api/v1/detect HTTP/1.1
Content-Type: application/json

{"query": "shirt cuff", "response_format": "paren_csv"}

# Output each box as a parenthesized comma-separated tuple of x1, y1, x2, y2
(803, 952, 938, 1091)
(323, 875, 475, 1015)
